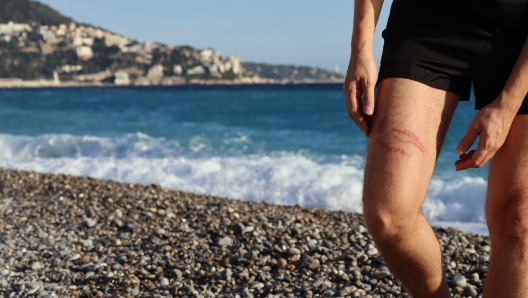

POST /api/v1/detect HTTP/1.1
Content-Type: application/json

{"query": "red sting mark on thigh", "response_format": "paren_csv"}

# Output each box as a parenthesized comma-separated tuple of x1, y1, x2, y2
(376, 139, 411, 157)
(392, 128, 426, 153)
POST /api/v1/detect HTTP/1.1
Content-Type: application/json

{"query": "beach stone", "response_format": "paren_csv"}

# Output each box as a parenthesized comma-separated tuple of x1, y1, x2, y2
(243, 226, 255, 234)
(83, 239, 93, 247)
(31, 262, 43, 270)
(83, 218, 97, 228)
(462, 285, 478, 298)
(277, 258, 288, 268)
(308, 258, 320, 269)
(130, 288, 140, 296)
(217, 236, 233, 246)
(250, 282, 264, 290)
(155, 228, 166, 236)
(452, 274, 467, 288)
(230, 222, 245, 233)
(160, 277, 169, 286)
(307, 239, 318, 249)
(288, 247, 301, 255)
(0, 269, 9, 276)
(373, 270, 391, 280)
(340, 286, 357, 296)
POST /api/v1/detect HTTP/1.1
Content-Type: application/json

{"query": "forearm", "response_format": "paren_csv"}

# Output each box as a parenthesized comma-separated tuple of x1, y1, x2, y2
(499, 37, 528, 110)
(352, 0, 384, 54)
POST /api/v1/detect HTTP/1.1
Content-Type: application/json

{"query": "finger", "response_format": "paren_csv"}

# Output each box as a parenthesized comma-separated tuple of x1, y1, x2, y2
(345, 81, 371, 136)
(361, 77, 375, 116)
(471, 135, 494, 166)
(457, 122, 481, 154)
(476, 150, 496, 169)
(455, 150, 476, 171)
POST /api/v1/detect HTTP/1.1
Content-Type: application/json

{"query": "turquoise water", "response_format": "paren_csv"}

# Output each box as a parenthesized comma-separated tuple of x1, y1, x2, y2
(0, 85, 489, 233)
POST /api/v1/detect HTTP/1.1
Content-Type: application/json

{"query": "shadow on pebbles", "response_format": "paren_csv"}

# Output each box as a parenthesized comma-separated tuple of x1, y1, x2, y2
(0, 168, 490, 298)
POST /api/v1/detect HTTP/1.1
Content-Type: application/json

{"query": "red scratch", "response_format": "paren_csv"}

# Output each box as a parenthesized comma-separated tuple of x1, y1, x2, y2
(392, 128, 426, 153)
(393, 135, 426, 153)
(376, 139, 411, 157)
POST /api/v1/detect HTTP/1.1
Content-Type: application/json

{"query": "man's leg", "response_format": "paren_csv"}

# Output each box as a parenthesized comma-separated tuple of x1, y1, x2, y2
(484, 115, 528, 297)
(363, 78, 459, 298)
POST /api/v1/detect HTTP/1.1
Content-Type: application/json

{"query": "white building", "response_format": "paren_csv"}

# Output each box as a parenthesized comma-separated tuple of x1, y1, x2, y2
(60, 65, 83, 73)
(200, 49, 214, 64)
(173, 65, 183, 75)
(104, 33, 130, 47)
(224, 56, 242, 74)
(114, 71, 130, 85)
(0, 22, 31, 35)
(73, 36, 94, 46)
(147, 64, 164, 78)
(187, 65, 205, 75)
(76, 46, 94, 60)
(121, 43, 142, 53)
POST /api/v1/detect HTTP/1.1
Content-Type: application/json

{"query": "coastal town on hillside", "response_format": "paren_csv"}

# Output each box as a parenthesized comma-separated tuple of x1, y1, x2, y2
(0, 20, 344, 88)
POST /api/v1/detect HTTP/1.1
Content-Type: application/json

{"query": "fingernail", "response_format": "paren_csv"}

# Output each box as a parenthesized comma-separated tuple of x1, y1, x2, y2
(456, 146, 463, 155)
(364, 106, 373, 115)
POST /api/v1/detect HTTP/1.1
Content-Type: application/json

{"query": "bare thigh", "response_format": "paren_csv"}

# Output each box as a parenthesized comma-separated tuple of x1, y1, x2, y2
(486, 115, 528, 234)
(363, 78, 460, 221)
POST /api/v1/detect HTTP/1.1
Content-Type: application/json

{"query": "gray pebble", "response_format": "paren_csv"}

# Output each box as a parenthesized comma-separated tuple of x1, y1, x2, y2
(84, 218, 97, 228)
(217, 236, 233, 246)
(160, 277, 169, 286)
(452, 274, 467, 288)
(288, 247, 301, 255)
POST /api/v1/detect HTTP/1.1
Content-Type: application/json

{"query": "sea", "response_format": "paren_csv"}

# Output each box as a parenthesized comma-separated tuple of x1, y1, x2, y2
(0, 84, 490, 235)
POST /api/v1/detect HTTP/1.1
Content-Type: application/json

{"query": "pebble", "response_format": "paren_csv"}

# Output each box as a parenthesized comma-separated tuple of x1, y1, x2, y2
(462, 285, 478, 298)
(160, 277, 169, 286)
(31, 262, 42, 270)
(288, 247, 301, 255)
(0, 168, 493, 297)
(217, 236, 233, 246)
(452, 274, 467, 288)
(84, 218, 97, 228)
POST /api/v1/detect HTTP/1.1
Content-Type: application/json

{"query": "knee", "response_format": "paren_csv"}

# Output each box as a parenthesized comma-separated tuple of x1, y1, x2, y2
(488, 198, 528, 245)
(363, 207, 418, 243)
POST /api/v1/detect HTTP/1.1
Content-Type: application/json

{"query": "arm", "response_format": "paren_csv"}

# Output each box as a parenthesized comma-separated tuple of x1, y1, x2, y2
(456, 37, 528, 171)
(344, 0, 384, 136)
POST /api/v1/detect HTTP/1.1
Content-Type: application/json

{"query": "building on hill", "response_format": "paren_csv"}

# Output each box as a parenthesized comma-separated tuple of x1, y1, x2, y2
(147, 64, 164, 78)
(187, 66, 205, 76)
(173, 65, 183, 76)
(0, 22, 31, 35)
(76, 46, 94, 60)
(114, 71, 130, 85)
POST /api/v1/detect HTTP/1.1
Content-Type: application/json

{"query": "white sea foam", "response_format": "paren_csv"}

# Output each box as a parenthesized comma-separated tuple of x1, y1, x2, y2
(0, 133, 489, 232)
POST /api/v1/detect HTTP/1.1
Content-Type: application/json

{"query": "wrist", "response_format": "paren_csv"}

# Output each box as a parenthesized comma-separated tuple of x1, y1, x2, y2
(495, 90, 523, 113)
(351, 38, 373, 54)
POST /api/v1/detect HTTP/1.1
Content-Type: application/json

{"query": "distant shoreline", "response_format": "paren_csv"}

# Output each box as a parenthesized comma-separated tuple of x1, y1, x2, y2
(0, 78, 345, 90)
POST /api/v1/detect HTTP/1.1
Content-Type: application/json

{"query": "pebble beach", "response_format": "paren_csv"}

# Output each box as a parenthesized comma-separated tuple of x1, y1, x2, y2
(0, 168, 490, 298)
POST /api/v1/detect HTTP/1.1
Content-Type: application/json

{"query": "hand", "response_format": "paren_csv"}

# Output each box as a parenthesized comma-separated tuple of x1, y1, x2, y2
(455, 97, 517, 171)
(343, 50, 378, 137)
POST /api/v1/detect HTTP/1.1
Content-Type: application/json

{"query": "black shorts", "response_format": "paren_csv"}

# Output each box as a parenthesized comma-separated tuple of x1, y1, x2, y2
(378, 38, 528, 114)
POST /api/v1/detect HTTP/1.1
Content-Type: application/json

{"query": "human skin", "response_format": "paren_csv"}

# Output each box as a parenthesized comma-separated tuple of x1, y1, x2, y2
(344, 0, 528, 297)
(362, 78, 457, 298)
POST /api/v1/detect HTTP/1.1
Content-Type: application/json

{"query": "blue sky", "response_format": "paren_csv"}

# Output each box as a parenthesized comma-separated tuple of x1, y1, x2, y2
(40, 0, 392, 72)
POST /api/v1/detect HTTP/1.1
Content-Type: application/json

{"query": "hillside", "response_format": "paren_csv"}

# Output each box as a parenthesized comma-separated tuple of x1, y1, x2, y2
(0, 1, 343, 85)
(0, 0, 73, 26)
(242, 62, 343, 81)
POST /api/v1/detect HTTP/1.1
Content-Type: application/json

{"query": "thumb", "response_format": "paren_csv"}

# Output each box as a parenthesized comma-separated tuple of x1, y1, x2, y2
(362, 78, 375, 116)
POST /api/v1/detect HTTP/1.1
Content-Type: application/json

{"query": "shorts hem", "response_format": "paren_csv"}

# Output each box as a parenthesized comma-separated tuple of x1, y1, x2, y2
(377, 65, 471, 101)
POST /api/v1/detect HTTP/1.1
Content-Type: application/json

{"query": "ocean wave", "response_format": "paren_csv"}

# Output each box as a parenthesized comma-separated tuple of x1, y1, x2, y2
(0, 133, 487, 223)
